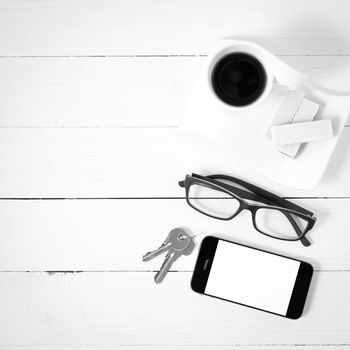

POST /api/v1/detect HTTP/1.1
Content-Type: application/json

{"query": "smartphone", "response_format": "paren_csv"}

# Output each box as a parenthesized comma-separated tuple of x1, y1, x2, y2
(191, 236, 313, 319)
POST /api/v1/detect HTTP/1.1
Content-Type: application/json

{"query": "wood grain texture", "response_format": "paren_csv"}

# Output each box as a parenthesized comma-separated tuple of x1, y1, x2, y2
(1, 0, 350, 347)
(0, 348, 347, 350)
(0, 127, 349, 198)
(0, 56, 350, 127)
(0, 272, 348, 345)
(1, 0, 350, 56)
(0, 198, 348, 271)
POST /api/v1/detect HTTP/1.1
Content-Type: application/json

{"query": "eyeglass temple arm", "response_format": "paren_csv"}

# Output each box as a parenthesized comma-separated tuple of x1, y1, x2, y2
(196, 174, 311, 247)
(179, 177, 270, 206)
(288, 217, 310, 246)
(206, 174, 314, 216)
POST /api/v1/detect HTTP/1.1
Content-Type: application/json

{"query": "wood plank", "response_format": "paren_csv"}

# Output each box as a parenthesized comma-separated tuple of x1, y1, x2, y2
(0, 198, 348, 271)
(0, 348, 346, 350)
(0, 271, 348, 345)
(1, 0, 350, 56)
(0, 128, 349, 198)
(0, 56, 350, 127)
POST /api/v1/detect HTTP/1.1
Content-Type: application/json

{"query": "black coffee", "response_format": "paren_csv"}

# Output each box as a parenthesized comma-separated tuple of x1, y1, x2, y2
(211, 53, 267, 107)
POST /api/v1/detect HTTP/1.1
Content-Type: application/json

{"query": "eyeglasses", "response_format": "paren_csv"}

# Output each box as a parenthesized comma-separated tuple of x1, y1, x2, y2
(179, 173, 317, 247)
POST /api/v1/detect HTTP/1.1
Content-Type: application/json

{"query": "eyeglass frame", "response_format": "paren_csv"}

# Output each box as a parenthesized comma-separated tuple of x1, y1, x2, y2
(179, 173, 317, 247)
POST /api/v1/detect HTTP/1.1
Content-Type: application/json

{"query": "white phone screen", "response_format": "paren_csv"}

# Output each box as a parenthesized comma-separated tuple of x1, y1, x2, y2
(205, 240, 301, 315)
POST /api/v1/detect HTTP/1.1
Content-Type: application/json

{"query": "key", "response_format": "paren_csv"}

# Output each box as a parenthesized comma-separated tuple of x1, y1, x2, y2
(142, 228, 195, 283)
(154, 231, 195, 284)
(142, 228, 191, 262)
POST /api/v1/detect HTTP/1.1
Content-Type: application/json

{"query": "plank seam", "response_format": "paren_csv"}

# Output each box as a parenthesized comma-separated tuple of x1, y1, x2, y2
(0, 126, 347, 129)
(0, 270, 347, 273)
(0, 197, 349, 200)
(1, 54, 350, 58)
(0, 126, 178, 129)
(0, 344, 347, 347)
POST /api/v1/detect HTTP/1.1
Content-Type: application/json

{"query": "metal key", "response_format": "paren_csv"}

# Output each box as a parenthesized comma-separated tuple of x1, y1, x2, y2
(142, 228, 190, 262)
(154, 235, 195, 283)
(142, 228, 195, 283)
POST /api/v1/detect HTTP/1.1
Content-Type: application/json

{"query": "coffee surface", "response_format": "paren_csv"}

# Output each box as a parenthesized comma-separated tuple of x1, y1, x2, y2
(211, 53, 267, 107)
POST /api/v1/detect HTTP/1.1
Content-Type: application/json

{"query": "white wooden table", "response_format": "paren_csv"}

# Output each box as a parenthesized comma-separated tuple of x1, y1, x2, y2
(0, 0, 350, 348)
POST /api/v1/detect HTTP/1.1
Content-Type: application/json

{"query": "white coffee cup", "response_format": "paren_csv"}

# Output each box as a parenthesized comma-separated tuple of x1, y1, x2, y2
(207, 40, 275, 111)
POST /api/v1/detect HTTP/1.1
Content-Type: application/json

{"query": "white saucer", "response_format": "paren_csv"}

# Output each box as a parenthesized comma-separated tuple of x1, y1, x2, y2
(181, 41, 350, 189)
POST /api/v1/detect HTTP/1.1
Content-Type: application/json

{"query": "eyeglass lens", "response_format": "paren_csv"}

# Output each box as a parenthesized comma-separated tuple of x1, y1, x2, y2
(188, 182, 240, 219)
(255, 207, 308, 240)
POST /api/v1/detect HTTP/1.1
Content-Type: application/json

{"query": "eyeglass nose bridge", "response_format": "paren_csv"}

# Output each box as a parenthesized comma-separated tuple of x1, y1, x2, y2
(236, 200, 258, 216)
